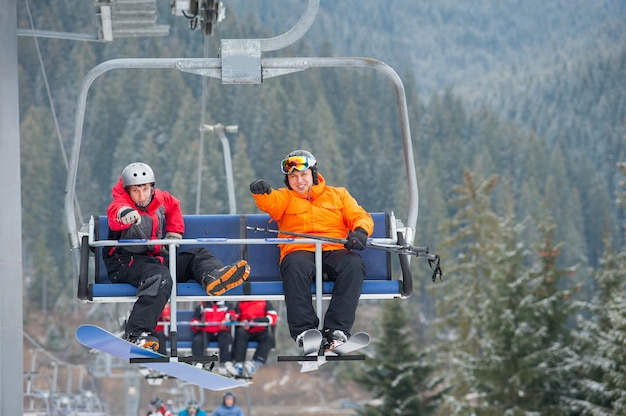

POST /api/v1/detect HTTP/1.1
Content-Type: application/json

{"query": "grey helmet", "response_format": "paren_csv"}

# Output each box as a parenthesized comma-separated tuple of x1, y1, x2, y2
(121, 162, 155, 187)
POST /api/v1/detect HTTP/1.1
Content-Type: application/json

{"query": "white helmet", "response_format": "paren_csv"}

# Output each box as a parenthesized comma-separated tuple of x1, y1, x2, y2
(281, 150, 319, 188)
(121, 162, 155, 187)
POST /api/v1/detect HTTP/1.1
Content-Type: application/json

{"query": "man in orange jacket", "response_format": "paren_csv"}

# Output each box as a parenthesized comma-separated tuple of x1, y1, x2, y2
(249, 150, 373, 351)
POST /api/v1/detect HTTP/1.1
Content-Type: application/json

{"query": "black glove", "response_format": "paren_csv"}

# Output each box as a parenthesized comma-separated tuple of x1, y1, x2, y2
(253, 316, 270, 324)
(344, 227, 368, 250)
(250, 179, 272, 195)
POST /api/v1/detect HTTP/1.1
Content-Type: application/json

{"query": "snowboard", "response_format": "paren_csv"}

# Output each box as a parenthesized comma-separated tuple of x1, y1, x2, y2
(76, 324, 246, 391)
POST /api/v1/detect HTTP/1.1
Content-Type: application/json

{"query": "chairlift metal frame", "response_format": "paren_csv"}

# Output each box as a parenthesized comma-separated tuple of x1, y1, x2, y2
(65, 0, 420, 343)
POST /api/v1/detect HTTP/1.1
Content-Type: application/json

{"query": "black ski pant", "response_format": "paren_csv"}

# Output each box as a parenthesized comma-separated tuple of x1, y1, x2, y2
(104, 248, 224, 337)
(280, 249, 366, 340)
(231, 327, 275, 364)
(191, 331, 233, 362)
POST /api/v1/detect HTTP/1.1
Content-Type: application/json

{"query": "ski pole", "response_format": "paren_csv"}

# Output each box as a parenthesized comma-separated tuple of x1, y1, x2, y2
(247, 225, 443, 281)
(247, 225, 431, 257)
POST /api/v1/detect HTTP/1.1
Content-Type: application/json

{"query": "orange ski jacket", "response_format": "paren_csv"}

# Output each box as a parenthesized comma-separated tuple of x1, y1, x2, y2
(252, 173, 374, 261)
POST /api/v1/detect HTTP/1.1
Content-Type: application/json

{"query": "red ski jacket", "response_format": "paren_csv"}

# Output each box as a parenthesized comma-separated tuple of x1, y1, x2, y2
(191, 301, 237, 334)
(106, 177, 184, 257)
(235, 301, 278, 334)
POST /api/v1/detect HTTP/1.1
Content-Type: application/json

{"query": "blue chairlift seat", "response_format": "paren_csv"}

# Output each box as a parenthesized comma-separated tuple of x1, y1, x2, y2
(78, 212, 410, 302)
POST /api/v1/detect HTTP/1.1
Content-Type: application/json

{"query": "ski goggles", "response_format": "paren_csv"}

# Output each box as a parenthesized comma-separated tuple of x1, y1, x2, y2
(280, 155, 315, 174)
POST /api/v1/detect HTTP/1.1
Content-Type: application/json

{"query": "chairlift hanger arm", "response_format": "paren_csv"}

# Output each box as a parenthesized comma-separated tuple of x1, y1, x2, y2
(172, 0, 319, 42)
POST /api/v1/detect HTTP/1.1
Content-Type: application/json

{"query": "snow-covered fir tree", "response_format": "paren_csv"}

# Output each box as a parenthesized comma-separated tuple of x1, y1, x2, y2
(352, 300, 446, 415)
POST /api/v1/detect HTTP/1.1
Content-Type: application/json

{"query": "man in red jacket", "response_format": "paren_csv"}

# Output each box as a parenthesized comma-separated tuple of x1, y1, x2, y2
(250, 150, 373, 352)
(226, 300, 278, 378)
(104, 162, 250, 351)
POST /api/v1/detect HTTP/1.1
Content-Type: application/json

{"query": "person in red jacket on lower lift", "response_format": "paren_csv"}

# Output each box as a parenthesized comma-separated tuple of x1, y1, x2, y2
(225, 300, 278, 378)
(191, 300, 237, 375)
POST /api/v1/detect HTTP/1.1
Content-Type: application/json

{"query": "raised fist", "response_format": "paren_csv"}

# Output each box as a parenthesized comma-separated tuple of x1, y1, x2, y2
(118, 207, 141, 225)
(250, 179, 272, 195)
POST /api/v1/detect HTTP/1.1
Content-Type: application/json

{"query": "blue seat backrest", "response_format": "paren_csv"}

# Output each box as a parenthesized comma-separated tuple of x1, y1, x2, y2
(180, 214, 242, 265)
(244, 214, 281, 282)
(95, 212, 391, 285)
(95, 216, 110, 283)
(95, 215, 242, 284)
(360, 212, 391, 279)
